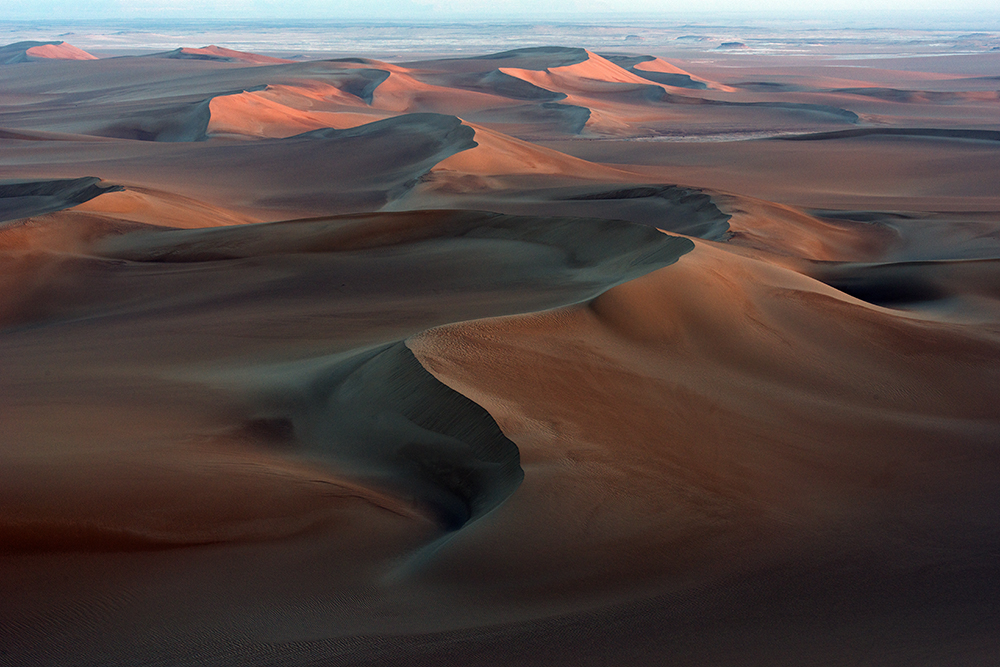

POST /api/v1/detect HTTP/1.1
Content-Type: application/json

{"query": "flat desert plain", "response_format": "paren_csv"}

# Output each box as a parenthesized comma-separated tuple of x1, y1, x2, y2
(1, 28, 999, 666)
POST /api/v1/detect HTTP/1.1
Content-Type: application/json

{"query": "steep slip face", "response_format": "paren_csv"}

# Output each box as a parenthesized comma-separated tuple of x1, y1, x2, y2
(287, 341, 524, 531)
(0, 177, 122, 223)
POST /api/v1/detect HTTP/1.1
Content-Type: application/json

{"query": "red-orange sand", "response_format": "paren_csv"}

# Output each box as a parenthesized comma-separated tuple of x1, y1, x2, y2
(1, 38, 999, 666)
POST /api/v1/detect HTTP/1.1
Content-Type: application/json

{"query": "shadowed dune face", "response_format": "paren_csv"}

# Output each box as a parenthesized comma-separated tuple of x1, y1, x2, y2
(600, 54, 709, 89)
(0, 177, 122, 223)
(0, 114, 481, 219)
(0, 209, 690, 553)
(290, 341, 524, 531)
(1, 33, 1000, 667)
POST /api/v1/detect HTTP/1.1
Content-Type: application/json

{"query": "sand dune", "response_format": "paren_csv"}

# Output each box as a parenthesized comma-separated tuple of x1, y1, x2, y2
(406, 238, 1000, 661)
(410, 46, 593, 73)
(0, 40, 96, 64)
(0, 177, 121, 223)
(432, 68, 568, 102)
(499, 50, 666, 96)
(462, 101, 592, 136)
(0, 113, 482, 219)
(207, 90, 378, 138)
(601, 53, 730, 91)
(426, 121, 627, 179)
(70, 184, 262, 228)
(0, 209, 689, 551)
(2, 34, 1000, 666)
(0, 57, 395, 139)
(161, 45, 295, 65)
(397, 180, 735, 240)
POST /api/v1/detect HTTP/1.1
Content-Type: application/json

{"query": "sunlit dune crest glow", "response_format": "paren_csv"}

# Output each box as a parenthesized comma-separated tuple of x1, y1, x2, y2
(170, 44, 295, 64)
(24, 42, 97, 61)
(1, 25, 1000, 667)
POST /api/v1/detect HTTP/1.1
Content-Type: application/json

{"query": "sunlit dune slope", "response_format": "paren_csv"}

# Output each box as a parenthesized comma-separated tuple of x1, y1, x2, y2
(207, 88, 381, 138)
(411, 239, 1000, 595)
(0, 41, 97, 64)
(162, 45, 295, 65)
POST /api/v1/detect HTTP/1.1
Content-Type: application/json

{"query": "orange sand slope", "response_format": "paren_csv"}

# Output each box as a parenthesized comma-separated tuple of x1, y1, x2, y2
(0, 40, 97, 64)
(1, 38, 1000, 666)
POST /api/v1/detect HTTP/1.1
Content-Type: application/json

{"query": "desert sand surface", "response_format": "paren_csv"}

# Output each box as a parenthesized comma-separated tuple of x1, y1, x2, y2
(1, 23, 999, 666)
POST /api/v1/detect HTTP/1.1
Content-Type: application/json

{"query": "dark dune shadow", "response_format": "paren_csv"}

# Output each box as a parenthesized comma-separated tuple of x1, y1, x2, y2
(600, 54, 708, 90)
(779, 128, 1000, 142)
(277, 341, 524, 531)
(0, 177, 122, 223)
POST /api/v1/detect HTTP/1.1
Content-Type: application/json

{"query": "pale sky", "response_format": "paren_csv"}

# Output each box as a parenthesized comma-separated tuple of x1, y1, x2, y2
(2, 0, 999, 21)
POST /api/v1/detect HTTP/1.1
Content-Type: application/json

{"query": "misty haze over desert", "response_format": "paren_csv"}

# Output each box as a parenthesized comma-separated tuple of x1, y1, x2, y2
(1, 13, 999, 667)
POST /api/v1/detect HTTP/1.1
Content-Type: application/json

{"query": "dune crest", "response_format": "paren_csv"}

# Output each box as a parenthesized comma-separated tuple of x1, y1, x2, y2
(207, 89, 377, 138)
(631, 56, 733, 91)
(429, 121, 629, 179)
(165, 45, 294, 65)
(500, 50, 665, 95)
(0, 40, 97, 64)
(597, 53, 731, 91)
(0, 177, 121, 224)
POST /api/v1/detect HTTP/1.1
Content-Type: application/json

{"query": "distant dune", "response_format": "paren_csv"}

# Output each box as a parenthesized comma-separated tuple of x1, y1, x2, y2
(160, 45, 295, 65)
(0, 40, 97, 64)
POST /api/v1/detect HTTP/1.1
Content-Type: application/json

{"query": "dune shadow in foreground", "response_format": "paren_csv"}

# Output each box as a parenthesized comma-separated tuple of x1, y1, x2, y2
(242, 341, 525, 532)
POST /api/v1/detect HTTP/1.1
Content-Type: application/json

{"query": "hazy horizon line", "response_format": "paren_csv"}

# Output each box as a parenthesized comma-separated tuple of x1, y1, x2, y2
(3, 11, 1000, 24)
